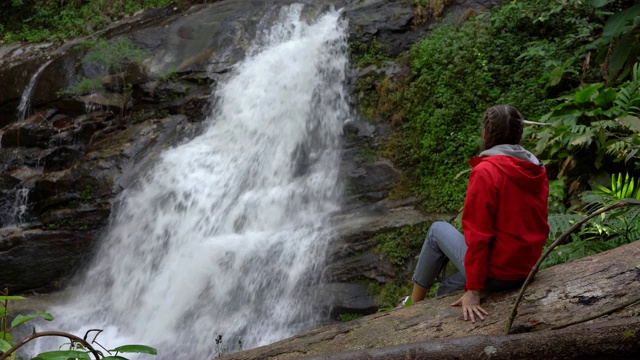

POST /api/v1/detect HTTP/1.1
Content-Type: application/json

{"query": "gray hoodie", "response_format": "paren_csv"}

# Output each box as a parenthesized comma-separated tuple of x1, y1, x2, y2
(479, 144, 543, 166)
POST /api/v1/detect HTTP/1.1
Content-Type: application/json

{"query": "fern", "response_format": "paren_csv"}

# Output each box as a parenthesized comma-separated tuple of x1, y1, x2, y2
(605, 140, 631, 155)
(594, 173, 640, 199)
(547, 212, 582, 238)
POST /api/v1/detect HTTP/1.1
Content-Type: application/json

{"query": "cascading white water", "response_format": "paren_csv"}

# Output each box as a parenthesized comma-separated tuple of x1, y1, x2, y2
(16, 59, 53, 122)
(11, 188, 29, 224)
(36, 5, 348, 359)
(0, 188, 29, 226)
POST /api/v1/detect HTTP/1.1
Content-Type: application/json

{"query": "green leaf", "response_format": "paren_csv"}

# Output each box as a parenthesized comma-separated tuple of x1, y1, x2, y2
(626, 148, 639, 163)
(593, 88, 617, 108)
(0, 338, 11, 352)
(110, 345, 157, 355)
(0, 296, 26, 301)
(0, 307, 5, 317)
(0, 331, 12, 342)
(570, 134, 592, 147)
(403, 297, 412, 307)
(602, 4, 640, 40)
(607, 33, 635, 82)
(619, 116, 640, 132)
(574, 83, 603, 103)
(10, 311, 54, 328)
(35, 350, 91, 360)
(590, 0, 616, 8)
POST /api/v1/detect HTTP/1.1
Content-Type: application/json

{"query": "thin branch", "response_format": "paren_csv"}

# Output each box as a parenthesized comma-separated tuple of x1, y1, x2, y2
(550, 295, 640, 330)
(523, 119, 552, 126)
(504, 199, 640, 335)
(0, 331, 102, 360)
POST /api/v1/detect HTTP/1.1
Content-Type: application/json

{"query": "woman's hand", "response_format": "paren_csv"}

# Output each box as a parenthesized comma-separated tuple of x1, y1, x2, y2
(450, 290, 488, 323)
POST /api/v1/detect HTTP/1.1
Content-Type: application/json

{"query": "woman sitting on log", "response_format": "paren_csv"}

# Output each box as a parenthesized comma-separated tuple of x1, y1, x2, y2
(403, 104, 550, 323)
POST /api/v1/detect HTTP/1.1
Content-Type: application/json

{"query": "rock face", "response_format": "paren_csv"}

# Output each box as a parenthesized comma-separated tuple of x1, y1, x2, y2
(0, 0, 498, 315)
(222, 241, 640, 359)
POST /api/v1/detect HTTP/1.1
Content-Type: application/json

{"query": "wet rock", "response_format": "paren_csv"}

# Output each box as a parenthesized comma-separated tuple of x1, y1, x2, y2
(345, 0, 416, 57)
(324, 252, 396, 284)
(318, 283, 379, 317)
(40, 146, 82, 172)
(0, 228, 97, 292)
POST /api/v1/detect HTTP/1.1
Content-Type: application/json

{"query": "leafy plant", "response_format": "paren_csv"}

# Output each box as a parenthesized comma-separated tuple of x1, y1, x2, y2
(374, 223, 430, 267)
(542, 173, 640, 269)
(531, 62, 640, 195)
(589, 3, 640, 82)
(63, 38, 151, 117)
(350, 38, 390, 68)
(593, 172, 640, 199)
(0, 0, 175, 43)
(0, 289, 157, 360)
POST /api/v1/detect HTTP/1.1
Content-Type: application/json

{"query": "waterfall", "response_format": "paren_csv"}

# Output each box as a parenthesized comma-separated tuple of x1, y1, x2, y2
(0, 188, 29, 227)
(16, 59, 53, 122)
(36, 5, 348, 359)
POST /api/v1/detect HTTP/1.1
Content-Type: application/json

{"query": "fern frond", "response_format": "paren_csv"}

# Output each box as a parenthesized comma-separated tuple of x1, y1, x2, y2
(547, 212, 582, 238)
(594, 120, 619, 130)
(605, 140, 630, 155)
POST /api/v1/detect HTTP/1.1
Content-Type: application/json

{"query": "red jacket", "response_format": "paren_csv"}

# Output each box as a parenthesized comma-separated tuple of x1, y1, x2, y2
(462, 155, 549, 290)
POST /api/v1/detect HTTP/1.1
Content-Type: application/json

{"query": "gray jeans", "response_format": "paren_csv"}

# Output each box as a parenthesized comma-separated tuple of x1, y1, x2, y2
(412, 221, 467, 296)
(412, 221, 526, 296)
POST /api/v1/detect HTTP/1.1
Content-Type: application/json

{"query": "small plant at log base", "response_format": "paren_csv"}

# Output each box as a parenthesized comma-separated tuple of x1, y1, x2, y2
(622, 329, 636, 341)
(0, 288, 157, 360)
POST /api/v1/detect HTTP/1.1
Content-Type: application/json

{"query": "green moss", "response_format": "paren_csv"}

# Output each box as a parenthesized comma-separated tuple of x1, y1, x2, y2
(374, 222, 431, 267)
(355, 72, 385, 122)
(337, 313, 364, 322)
(365, 279, 413, 310)
(81, 185, 95, 202)
(350, 38, 390, 68)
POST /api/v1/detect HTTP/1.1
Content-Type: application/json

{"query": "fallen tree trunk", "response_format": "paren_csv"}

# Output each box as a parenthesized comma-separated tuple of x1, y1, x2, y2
(224, 241, 640, 359)
(305, 317, 640, 360)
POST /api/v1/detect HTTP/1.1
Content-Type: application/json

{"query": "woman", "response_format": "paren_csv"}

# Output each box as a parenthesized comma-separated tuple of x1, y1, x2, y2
(404, 104, 549, 323)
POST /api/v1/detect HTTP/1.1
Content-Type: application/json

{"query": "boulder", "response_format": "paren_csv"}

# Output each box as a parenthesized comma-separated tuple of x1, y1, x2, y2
(0, 228, 97, 292)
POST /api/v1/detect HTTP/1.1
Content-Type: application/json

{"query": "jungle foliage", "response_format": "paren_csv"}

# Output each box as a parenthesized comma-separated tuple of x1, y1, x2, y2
(373, 0, 640, 213)
(0, 0, 219, 43)
(360, 0, 640, 297)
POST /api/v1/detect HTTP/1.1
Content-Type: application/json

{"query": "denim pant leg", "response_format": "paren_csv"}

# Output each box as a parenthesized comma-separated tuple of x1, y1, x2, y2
(412, 221, 467, 294)
(436, 272, 466, 296)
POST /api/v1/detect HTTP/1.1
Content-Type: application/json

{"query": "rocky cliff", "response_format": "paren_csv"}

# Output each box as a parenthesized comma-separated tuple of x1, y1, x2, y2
(0, 0, 498, 319)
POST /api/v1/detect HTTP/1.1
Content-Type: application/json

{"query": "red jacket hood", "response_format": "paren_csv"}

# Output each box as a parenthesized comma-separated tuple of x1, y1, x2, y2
(469, 155, 547, 194)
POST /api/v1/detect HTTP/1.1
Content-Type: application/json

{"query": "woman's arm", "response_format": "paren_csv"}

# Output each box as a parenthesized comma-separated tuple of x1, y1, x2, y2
(452, 163, 498, 323)
(462, 163, 498, 290)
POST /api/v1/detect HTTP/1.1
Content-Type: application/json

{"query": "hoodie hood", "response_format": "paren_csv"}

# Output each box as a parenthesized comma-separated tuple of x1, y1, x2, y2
(470, 144, 546, 193)
(479, 144, 543, 165)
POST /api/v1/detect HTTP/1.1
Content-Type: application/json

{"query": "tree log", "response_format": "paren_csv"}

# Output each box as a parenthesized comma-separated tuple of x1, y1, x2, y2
(224, 241, 640, 359)
(304, 317, 640, 360)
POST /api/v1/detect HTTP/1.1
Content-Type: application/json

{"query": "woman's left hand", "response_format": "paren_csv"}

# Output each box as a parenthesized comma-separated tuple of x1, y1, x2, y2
(451, 290, 488, 323)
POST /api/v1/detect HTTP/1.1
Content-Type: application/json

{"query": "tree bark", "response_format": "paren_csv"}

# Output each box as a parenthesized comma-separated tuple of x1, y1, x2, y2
(304, 317, 640, 360)
(224, 241, 640, 359)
